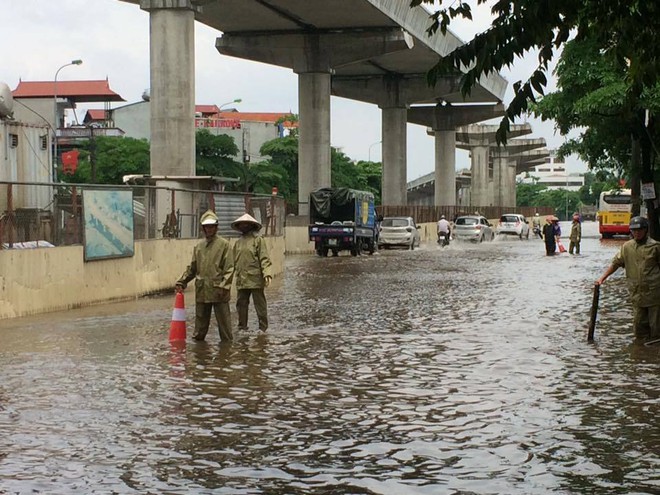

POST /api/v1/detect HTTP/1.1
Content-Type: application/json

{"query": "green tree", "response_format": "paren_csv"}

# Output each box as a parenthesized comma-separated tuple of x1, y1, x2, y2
(61, 136, 150, 184)
(414, 0, 659, 236)
(195, 129, 240, 177)
(259, 135, 299, 204)
(515, 180, 546, 207)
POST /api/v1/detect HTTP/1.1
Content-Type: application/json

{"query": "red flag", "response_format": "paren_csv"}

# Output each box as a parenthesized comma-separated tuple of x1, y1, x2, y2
(61, 150, 79, 174)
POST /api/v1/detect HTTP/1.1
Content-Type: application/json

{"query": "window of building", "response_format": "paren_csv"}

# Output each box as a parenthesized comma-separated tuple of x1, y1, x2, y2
(40, 135, 48, 150)
(9, 134, 18, 148)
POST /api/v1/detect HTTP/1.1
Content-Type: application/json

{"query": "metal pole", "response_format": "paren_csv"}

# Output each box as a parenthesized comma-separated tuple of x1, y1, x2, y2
(368, 140, 381, 162)
(53, 59, 82, 183)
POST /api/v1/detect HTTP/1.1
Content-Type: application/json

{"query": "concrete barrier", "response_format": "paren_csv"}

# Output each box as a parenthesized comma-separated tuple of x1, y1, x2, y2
(0, 236, 284, 319)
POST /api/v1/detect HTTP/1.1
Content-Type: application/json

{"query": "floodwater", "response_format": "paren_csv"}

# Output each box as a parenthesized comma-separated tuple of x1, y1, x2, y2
(1, 221, 658, 495)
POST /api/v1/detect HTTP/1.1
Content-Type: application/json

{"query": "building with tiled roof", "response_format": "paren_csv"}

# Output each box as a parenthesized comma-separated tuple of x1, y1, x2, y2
(12, 79, 124, 131)
(12, 79, 124, 103)
(112, 100, 297, 164)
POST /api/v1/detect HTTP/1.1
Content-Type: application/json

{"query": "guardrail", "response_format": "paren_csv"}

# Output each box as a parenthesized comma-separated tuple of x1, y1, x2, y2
(0, 180, 285, 249)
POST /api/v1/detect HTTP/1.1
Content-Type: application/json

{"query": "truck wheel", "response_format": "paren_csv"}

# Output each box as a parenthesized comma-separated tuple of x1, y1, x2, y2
(331, 249, 339, 257)
(321, 247, 329, 257)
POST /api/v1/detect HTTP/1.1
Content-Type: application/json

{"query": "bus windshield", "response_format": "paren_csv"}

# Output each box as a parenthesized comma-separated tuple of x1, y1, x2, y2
(599, 190, 632, 211)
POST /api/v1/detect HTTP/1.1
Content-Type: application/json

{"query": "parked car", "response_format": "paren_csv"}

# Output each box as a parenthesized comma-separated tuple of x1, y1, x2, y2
(378, 216, 421, 250)
(453, 215, 494, 243)
(496, 213, 530, 239)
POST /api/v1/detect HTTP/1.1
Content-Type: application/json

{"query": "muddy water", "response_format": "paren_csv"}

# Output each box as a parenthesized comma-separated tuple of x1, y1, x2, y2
(0, 221, 658, 494)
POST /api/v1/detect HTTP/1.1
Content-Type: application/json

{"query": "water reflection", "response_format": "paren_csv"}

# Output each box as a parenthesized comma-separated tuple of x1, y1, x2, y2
(0, 222, 658, 494)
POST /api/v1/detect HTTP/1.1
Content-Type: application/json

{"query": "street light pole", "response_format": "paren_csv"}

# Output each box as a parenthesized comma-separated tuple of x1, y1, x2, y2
(53, 59, 82, 182)
(368, 140, 382, 162)
(218, 98, 242, 111)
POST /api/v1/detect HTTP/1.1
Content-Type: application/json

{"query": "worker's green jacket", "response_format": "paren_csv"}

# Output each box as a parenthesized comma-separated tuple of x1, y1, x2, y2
(569, 222, 581, 242)
(611, 237, 660, 307)
(177, 235, 234, 303)
(233, 232, 272, 290)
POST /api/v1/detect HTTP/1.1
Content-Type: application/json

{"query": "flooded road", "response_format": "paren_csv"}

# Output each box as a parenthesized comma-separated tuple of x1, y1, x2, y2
(1, 221, 658, 494)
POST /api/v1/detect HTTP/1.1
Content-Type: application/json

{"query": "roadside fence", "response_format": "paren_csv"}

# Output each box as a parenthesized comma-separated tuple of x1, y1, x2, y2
(0, 180, 285, 249)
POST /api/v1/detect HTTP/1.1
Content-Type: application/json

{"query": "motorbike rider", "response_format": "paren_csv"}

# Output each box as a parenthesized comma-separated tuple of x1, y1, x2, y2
(532, 213, 542, 238)
(437, 215, 451, 245)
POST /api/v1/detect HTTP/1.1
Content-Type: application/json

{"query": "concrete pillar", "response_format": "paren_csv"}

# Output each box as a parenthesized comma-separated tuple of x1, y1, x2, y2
(142, 1, 196, 176)
(492, 148, 509, 207)
(381, 107, 407, 205)
(508, 163, 518, 207)
(471, 145, 489, 208)
(298, 72, 331, 217)
(434, 130, 456, 206)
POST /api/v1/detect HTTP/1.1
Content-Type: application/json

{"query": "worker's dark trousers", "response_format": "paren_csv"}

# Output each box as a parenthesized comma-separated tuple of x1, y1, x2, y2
(194, 302, 233, 342)
(236, 288, 268, 331)
(632, 305, 660, 341)
(569, 240, 581, 254)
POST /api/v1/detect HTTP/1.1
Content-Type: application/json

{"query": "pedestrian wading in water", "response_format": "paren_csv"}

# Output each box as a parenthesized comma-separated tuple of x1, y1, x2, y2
(596, 216, 660, 342)
(542, 215, 559, 256)
(232, 213, 273, 331)
(569, 213, 582, 254)
(176, 210, 234, 342)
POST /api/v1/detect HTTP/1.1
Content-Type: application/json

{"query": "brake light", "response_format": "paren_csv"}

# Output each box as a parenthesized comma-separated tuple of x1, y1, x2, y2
(475, 225, 482, 230)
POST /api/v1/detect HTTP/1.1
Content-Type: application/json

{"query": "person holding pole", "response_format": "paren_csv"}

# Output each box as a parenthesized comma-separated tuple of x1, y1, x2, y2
(176, 210, 234, 342)
(595, 216, 660, 342)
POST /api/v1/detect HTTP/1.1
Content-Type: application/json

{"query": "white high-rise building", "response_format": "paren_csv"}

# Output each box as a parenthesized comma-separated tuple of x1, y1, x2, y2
(519, 150, 584, 191)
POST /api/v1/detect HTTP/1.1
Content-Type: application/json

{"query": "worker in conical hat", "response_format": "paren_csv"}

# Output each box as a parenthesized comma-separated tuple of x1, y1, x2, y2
(175, 209, 234, 342)
(231, 213, 272, 331)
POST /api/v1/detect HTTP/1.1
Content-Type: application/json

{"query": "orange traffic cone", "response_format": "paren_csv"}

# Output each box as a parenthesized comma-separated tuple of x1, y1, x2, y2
(169, 292, 187, 341)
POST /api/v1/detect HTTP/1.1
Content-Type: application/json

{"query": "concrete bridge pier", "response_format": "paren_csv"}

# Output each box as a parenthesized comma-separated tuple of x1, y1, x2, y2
(410, 103, 504, 206)
(381, 106, 408, 205)
(297, 72, 332, 216)
(140, 0, 198, 177)
(457, 124, 533, 207)
(217, 29, 412, 216)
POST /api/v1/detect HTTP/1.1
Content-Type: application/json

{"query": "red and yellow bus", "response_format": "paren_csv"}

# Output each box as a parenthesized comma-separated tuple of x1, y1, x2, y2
(597, 189, 632, 238)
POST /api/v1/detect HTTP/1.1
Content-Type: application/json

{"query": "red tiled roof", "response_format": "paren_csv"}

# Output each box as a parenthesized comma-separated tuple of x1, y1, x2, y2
(217, 112, 298, 127)
(83, 109, 108, 122)
(12, 79, 125, 103)
(195, 104, 220, 115)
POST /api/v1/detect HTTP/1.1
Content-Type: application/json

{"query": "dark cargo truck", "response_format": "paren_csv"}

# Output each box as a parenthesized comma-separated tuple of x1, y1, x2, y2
(308, 187, 378, 256)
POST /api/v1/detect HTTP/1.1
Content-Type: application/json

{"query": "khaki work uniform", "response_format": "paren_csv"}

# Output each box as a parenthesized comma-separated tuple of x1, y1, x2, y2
(569, 221, 582, 254)
(177, 235, 234, 341)
(233, 232, 272, 331)
(611, 237, 660, 340)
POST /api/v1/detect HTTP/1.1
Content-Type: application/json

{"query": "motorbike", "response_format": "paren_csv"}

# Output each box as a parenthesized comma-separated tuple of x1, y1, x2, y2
(533, 226, 542, 239)
(437, 231, 450, 247)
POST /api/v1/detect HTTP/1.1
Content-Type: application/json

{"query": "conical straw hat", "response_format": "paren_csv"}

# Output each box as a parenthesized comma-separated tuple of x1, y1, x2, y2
(231, 213, 262, 231)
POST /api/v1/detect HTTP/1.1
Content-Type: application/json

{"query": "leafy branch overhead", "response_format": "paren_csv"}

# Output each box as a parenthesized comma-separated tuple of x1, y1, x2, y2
(411, 0, 660, 143)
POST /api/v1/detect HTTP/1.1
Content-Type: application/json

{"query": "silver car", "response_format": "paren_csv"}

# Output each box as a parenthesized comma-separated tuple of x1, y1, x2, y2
(453, 215, 495, 243)
(378, 216, 421, 250)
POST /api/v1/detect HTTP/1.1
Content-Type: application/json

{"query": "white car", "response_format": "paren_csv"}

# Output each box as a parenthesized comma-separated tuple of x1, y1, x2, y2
(496, 214, 530, 239)
(453, 215, 495, 243)
(378, 216, 421, 250)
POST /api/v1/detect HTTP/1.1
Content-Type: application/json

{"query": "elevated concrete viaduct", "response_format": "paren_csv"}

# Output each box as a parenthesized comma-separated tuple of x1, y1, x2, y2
(122, 0, 507, 214)
(415, 103, 505, 206)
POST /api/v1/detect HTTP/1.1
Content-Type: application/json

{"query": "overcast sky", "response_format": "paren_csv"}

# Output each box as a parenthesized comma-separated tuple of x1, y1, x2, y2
(1, 0, 587, 179)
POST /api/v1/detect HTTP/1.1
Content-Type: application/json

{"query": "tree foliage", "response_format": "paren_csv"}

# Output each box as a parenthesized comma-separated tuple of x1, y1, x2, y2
(195, 129, 240, 177)
(413, 0, 660, 142)
(61, 136, 150, 184)
(413, 0, 660, 236)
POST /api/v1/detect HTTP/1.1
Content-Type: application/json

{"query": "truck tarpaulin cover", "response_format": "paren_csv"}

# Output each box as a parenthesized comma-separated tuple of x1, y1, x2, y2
(310, 187, 374, 224)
